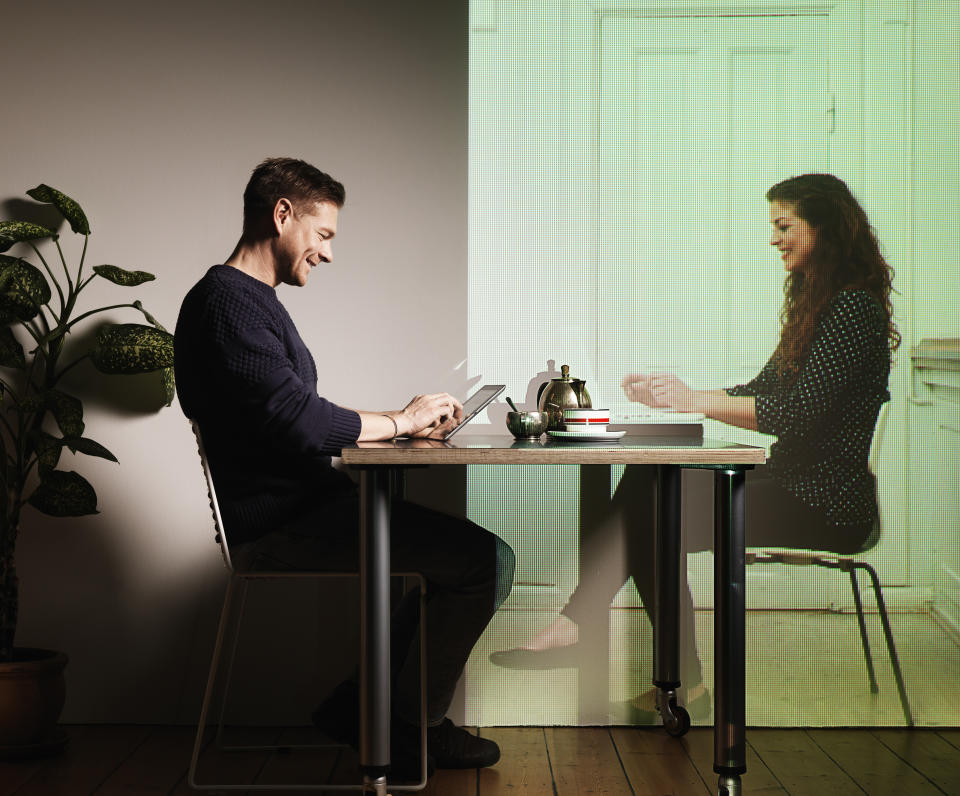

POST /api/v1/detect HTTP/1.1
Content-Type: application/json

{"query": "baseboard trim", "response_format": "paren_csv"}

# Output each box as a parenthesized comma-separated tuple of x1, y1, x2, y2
(500, 585, 933, 613)
(929, 599, 960, 645)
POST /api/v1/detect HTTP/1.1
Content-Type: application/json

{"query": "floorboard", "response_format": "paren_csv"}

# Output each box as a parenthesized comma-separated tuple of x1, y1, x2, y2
(746, 730, 862, 796)
(873, 729, 960, 795)
(420, 766, 477, 796)
(807, 729, 941, 795)
(254, 726, 342, 789)
(680, 728, 787, 794)
(935, 728, 960, 751)
(0, 757, 42, 796)
(547, 727, 633, 794)
(2, 725, 958, 795)
(477, 727, 554, 795)
(92, 726, 195, 795)
(611, 727, 709, 795)
(12, 726, 150, 796)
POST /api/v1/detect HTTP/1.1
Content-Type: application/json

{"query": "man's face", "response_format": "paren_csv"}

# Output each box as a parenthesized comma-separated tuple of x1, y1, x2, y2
(275, 199, 339, 287)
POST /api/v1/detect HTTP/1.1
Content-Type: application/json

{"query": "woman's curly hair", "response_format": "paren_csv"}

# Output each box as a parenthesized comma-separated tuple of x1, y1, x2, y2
(766, 173, 900, 384)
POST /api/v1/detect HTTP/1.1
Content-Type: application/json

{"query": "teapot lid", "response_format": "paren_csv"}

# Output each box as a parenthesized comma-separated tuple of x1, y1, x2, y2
(552, 364, 585, 384)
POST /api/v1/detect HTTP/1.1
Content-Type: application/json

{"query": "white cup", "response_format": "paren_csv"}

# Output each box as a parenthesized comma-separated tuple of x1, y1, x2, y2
(563, 408, 609, 432)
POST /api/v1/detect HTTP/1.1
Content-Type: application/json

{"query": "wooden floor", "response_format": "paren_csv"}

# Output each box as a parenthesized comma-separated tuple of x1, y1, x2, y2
(469, 608, 960, 726)
(3, 725, 960, 795)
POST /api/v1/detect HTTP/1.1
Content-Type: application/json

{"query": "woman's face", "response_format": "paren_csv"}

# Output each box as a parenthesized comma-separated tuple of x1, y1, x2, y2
(769, 200, 817, 272)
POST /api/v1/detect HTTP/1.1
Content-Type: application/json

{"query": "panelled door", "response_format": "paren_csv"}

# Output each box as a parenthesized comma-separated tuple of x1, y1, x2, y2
(599, 13, 835, 608)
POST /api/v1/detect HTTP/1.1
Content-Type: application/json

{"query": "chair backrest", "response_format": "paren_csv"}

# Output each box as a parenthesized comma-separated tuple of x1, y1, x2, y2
(189, 420, 235, 573)
(851, 400, 889, 554)
(868, 400, 889, 477)
(752, 400, 890, 559)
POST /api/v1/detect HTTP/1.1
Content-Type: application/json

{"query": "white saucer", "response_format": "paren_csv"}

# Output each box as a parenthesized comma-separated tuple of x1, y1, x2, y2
(548, 429, 626, 442)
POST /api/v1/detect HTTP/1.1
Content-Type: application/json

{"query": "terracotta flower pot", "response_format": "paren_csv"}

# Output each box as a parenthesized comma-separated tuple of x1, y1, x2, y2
(0, 647, 68, 759)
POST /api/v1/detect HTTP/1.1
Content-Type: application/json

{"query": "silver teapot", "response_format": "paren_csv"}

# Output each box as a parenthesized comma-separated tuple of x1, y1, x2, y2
(536, 364, 592, 431)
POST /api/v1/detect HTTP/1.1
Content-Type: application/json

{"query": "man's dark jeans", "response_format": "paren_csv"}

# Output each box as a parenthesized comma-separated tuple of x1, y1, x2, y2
(236, 490, 515, 726)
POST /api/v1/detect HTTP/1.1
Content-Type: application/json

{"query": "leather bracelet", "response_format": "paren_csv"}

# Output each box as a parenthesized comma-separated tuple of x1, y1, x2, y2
(383, 414, 398, 439)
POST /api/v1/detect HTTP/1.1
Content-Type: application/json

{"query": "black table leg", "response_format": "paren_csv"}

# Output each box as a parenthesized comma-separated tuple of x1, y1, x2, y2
(713, 468, 746, 796)
(578, 464, 612, 723)
(654, 464, 689, 735)
(360, 468, 392, 795)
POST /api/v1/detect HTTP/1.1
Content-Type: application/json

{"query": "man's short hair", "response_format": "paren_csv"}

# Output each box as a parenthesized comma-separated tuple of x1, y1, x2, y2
(242, 157, 345, 231)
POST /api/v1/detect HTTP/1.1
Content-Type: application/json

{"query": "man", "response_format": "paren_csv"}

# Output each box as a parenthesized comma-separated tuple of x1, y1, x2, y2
(175, 157, 514, 778)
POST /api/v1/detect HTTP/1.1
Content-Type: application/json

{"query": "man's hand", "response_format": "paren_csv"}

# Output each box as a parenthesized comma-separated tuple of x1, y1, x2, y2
(397, 393, 464, 439)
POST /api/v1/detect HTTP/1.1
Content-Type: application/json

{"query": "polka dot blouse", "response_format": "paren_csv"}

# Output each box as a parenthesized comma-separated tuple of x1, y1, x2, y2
(726, 289, 890, 527)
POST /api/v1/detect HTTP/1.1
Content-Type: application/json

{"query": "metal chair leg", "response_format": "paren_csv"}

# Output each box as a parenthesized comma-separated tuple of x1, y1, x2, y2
(854, 562, 914, 727)
(189, 576, 240, 789)
(215, 578, 250, 749)
(413, 573, 429, 791)
(848, 568, 879, 693)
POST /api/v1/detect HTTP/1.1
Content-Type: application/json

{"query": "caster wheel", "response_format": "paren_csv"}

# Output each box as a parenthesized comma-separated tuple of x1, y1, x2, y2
(664, 703, 691, 737)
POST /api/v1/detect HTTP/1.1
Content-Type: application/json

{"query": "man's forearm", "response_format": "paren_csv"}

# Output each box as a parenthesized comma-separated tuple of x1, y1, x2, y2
(357, 410, 403, 441)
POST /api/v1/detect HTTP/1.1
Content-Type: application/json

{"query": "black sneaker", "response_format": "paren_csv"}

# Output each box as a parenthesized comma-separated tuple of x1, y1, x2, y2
(427, 718, 500, 769)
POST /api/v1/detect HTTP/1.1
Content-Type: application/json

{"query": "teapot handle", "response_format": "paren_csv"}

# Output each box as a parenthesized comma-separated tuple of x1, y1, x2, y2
(536, 381, 548, 404)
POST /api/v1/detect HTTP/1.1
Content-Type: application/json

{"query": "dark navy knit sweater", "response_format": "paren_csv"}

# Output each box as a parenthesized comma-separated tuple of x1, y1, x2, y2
(726, 289, 890, 527)
(175, 265, 362, 544)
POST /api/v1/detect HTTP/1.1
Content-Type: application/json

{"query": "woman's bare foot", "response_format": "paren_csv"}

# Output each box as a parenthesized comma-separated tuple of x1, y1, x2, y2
(517, 615, 579, 651)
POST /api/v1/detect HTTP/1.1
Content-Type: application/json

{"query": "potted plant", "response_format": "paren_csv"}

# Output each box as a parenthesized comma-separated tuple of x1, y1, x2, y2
(0, 184, 174, 757)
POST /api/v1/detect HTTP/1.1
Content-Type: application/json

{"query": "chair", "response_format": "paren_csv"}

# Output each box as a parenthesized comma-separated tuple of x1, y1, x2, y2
(745, 404, 914, 726)
(186, 420, 429, 791)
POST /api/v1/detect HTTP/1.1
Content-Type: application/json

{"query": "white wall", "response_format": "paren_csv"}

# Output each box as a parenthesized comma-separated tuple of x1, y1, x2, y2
(909, 0, 960, 632)
(913, 1, 960, 341)
(3, 0, 468, 722)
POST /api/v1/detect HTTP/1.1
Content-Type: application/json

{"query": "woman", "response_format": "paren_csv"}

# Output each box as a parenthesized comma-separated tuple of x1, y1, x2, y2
(492, 173, 900, 717)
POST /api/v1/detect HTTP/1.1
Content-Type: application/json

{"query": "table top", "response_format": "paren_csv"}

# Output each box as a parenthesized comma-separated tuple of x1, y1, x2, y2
(341, 434, 765, 466)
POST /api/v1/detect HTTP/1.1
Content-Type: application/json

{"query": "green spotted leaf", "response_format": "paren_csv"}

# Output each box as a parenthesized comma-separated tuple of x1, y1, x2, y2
(27, 470, 98, 517)
(90, 323, 174, 374)
(0, 255, 52, 321)
(29, 431, 63, 476)
(63, 437, 118, 462)
(0, 326, 26, 369)
(93, 265, 156, 287)
(19, 396, 42, 413)
(45, 389, 84, 438)
(160, 367, 176, 406)
(25, 184, 90, 235)
(0, 221, 57, 253)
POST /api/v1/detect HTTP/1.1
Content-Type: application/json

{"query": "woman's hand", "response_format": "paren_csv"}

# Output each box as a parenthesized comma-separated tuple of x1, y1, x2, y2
(621, 372, 669, 407)
(623, 371, 758, 429)
(647, 373, 699, 411)
(397, 393, 464, 439)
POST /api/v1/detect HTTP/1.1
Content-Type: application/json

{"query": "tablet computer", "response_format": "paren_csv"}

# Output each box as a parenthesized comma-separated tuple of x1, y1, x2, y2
(442, 384, 505, 439)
